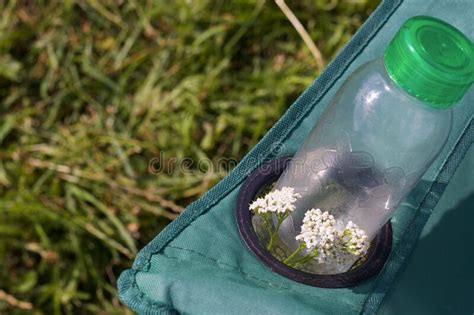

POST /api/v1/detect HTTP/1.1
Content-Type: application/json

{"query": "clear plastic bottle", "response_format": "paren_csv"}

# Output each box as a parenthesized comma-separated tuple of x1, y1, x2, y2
(275, 16, 474, 274)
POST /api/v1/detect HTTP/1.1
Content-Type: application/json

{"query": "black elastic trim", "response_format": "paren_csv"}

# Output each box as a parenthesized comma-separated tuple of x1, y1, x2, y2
(235, 155, 392, 288)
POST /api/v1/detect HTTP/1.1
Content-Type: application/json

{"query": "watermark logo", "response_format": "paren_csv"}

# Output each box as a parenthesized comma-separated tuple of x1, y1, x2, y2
(148, 151, 239, 175)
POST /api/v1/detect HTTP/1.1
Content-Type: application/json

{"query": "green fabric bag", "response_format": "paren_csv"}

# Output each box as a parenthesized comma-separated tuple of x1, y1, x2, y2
(118, 0, 474, 314)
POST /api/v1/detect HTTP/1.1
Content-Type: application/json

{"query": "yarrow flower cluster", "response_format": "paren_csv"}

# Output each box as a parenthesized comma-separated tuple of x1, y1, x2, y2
(249, 187, 301, 251)
(250, 187, 370, 269)
(295, 208, 338, 264)
(339, 221, 369, 256)
(249, 187, 301, 214)
(294, 209, 369, 265)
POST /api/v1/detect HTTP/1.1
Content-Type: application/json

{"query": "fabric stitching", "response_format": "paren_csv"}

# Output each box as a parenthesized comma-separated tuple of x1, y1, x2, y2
(161, 246, 363, 313)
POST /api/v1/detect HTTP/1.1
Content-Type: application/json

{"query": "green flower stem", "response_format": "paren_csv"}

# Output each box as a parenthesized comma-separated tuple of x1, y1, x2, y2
(290, 248, 319, 268)
(266, 213, 287, 251)
(282, 242, 306, 265)
(259, 213, 273, 240)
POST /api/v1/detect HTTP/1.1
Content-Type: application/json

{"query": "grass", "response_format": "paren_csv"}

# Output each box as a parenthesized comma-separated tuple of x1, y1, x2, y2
(0, 0, 378, 314)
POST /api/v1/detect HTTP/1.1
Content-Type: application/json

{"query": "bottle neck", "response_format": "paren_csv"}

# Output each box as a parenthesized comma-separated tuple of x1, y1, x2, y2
(381, 58, 453, 112)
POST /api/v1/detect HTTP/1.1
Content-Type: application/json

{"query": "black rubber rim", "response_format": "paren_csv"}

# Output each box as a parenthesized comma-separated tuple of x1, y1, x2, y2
(235, 155, 392, 288)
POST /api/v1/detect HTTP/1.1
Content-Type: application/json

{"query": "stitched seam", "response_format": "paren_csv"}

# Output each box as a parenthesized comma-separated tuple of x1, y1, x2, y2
(160, 245, 362, 313)
(125, 276, 175, 315)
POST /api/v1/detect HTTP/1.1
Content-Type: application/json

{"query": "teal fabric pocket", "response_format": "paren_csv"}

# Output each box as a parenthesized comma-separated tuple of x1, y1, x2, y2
(379, 143, 474, 315)
(118, 1, 474, 314)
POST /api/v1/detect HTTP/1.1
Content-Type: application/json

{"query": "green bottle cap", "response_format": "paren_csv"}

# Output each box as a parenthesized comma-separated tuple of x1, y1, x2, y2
(384, 16, 474, 108)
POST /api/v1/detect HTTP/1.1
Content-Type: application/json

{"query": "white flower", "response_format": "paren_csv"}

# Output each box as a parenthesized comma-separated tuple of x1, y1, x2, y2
(295, 210, 370, 266)
(295, 208, 338, 264)
(249, 187, 301, 214)
(338, 221, 369, 257)
(250, 188, 371, 269)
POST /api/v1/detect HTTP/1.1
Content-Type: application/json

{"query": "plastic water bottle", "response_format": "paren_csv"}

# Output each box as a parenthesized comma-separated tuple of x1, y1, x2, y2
(275, 16, 474, 273)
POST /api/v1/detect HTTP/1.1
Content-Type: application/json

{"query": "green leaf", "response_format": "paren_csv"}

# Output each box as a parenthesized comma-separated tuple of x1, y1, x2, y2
(0, 54, 22, 81)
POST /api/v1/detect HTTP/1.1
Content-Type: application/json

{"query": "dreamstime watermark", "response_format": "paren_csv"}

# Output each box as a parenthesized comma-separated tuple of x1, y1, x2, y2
(148, 152, 240, 175)
(147, 142, 347, 176)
